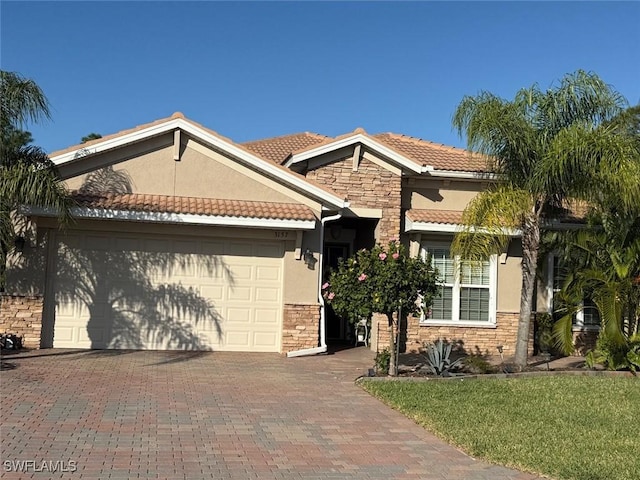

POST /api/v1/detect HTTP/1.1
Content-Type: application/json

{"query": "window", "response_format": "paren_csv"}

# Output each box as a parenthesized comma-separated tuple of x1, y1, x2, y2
(548, 255, 600, 330)
(420, 243, 497, 325)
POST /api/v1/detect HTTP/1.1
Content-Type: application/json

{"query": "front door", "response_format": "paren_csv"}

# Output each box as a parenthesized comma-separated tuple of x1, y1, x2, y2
(323, 243, 350, 342)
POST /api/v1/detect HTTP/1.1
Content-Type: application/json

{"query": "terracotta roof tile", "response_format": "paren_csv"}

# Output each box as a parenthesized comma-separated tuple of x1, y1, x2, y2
(374, 133, 490, 173)
(72, 193, 316, 221)
(406, 209, 463, 225)
(243, 132, 330, 164)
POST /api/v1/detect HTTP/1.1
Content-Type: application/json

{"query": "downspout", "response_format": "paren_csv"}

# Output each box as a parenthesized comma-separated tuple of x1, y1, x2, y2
(287, 210, 344, 358)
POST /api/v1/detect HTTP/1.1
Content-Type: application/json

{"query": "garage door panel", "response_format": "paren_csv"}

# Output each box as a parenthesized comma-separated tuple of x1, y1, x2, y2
(253, 331, 278, 348)
(227, 286, 252, 302)
(228, 264, 253, 280)
(255, 287, 279, 302)
(225, 331, 250, 348)
(200, 284, 224, 301)
(256, 266, 280, 281)
(227, 308, 250, 324)
(53, 232, 283, 351)
(254, 308, 279, 325)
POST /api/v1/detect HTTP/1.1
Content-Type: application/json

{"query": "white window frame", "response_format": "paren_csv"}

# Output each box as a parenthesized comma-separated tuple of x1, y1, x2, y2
(547, 254, 600, 331)
(420, 242, 497, 327)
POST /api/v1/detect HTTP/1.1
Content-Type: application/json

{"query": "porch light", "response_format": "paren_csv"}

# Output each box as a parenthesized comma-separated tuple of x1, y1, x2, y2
(303, 249, 317, 270)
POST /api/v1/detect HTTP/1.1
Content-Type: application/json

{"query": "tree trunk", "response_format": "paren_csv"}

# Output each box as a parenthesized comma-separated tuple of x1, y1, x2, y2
(387, 312, 397, 376)
(515, 217, 540, 369)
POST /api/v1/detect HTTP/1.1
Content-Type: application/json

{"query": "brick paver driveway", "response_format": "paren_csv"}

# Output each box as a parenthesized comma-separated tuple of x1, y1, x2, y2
(0, 348, 540, 479)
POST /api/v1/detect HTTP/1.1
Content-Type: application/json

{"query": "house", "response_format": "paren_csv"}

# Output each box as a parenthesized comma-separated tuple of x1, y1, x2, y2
(2, 113, 592, 356)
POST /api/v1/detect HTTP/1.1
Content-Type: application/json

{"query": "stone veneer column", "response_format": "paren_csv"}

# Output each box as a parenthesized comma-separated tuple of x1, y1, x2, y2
(0, 294, 43, 348)
(281, 303, 321, 353)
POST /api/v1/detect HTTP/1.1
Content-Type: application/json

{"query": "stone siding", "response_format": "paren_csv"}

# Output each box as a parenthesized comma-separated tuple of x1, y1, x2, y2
(306, 157, 402, 245)
(0, 294, 43, 349)
(375, 312, 534, 357)
(282, 303, 321, 353)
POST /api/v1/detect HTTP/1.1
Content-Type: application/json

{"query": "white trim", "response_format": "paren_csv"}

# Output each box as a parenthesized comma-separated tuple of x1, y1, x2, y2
(425, 169, 498, 180)
(405, 218, 521, 236)
(25, 206, 317, 230)
(286, 346, 327, 358)
(51, 118, 347, 209)
(286, 133, 428, 174)
(420, 321, 498, 329)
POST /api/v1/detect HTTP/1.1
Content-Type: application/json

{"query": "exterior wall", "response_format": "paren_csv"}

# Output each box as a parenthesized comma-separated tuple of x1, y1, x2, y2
(5, 226, 50, 296)
(0, 295, 43, 348)
(305, 155, 402, 245)
(283, 229, 321, 305)
(496, 241, 524, 312)
(373, 313, 534, 357)
(403, 178, 485, 211)
(281, 303, 320, 352)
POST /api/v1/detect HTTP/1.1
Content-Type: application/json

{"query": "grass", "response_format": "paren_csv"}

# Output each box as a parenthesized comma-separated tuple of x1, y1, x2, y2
(360, 376, 640, 480)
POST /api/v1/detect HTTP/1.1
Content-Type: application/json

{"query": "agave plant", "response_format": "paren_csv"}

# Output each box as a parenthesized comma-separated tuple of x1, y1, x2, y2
(423, 339, 465, 376)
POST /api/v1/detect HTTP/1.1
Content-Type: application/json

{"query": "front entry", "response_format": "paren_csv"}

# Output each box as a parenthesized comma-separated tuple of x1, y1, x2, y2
(323, 243, 351, 342)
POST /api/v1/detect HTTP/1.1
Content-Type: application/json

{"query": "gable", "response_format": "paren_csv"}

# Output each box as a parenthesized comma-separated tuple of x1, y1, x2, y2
(285, 130, 425, 176)
(62, 134, 308, 206)
(53, 115, 348, 212)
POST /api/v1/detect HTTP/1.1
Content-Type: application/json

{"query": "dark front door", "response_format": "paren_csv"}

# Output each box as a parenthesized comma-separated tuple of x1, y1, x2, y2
(323, 243, 350, 342)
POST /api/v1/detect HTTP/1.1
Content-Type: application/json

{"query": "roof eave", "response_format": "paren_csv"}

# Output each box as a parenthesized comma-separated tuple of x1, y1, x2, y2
(24, 206, 317, 230)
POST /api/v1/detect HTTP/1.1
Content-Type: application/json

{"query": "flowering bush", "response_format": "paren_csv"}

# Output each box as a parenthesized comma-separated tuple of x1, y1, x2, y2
(323, 240, 438, 324)
(323, 240, 439, 374)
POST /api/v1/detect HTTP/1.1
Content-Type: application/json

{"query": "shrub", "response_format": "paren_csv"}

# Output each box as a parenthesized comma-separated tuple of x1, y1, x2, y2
(423, 339, 465, 376)
(324, 240, 439, 375)
(461, 355, 498, 374)
(374, 348, 391, 375)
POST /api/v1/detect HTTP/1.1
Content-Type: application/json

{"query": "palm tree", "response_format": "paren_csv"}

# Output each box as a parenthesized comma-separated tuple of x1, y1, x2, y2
(451, 71, 640, 368)
(0, 71, 74, 289)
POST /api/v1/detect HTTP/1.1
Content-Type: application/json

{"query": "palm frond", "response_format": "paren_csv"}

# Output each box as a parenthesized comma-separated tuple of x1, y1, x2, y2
(452, 185, 533, 261)
(0, 70, 51, 127)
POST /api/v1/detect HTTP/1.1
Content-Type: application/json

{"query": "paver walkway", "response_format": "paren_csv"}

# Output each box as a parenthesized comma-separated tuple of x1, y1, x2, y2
(0, 348, 541, 479)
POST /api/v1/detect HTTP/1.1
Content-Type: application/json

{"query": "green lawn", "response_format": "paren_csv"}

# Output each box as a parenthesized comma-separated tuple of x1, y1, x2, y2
(360, 376, 639, 480)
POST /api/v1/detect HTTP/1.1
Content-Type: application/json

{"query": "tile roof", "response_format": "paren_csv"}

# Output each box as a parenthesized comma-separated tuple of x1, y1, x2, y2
(374, 133, 490, 172)
(72, 193, 316, 221)
(243, 129, 491, 173)
(243, 132, 330, 164)
(406, 209, 463, 225)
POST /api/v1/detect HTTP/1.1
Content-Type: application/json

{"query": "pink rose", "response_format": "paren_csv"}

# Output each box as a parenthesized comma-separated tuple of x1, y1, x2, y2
(358, 273, 367, 281)
(327, 292, 335, 300)
(322, 282, 330, 290)
(392, 252, 400, 260)
(379, 253, 387, 261)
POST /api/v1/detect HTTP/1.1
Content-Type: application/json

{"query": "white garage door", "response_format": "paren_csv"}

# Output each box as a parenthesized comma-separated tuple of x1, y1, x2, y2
(52, 231, 283, 351)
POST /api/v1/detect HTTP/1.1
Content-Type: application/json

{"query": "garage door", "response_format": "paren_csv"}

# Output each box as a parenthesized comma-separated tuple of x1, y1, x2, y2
(52, 231, 283, 351)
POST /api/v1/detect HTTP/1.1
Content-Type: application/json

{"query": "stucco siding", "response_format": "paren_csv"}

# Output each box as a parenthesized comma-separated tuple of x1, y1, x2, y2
(404, 178, 485, 211)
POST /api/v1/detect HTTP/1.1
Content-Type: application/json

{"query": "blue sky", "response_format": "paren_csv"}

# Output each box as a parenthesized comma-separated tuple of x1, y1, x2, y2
(2, 1, 639, 154)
